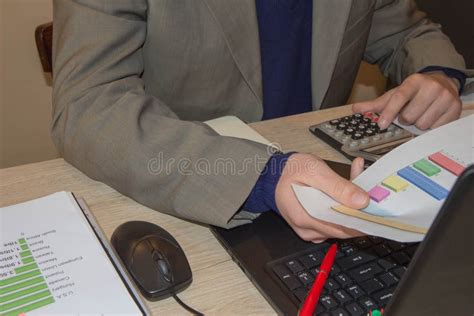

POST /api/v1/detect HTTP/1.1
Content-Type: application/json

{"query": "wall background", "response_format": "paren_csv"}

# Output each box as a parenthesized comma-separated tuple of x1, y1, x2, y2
(1, 0, 57, 168)
(0, 0, 385, 169)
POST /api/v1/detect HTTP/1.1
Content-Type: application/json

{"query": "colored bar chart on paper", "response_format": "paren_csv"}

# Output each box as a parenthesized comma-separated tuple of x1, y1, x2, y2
(0, 239, 55, 316)
(0, 192, 145, 315)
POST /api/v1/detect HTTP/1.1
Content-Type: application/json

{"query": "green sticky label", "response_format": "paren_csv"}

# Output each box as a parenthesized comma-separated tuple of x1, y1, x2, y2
(413, 159, 441, 176)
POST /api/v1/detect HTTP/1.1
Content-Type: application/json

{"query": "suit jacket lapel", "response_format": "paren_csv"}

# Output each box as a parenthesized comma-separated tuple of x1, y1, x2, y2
(312, 0, 353, 109)
(204, 0, 263, 104)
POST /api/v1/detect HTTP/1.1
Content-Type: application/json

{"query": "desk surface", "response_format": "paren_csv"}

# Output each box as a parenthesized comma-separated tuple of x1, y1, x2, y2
(1, 103, 472, 315)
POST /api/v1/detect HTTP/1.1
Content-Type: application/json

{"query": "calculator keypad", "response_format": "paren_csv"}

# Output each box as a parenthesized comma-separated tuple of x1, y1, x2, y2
(310, 112, 414, 162)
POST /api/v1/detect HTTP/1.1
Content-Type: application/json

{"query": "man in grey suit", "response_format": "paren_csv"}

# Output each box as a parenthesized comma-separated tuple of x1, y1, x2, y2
(52, 0, 469, 243)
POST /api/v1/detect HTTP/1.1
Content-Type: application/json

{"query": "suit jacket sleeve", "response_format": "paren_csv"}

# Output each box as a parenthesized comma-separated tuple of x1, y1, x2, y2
(52, 0, 271, 228)
(364, 0, 473, 85)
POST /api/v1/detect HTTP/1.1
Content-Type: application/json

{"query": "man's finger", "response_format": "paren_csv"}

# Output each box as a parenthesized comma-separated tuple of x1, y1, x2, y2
(350, 157, 365, 180)
(430, 101, 462, 128)
(378, 84, 418, 129)
(303, 164, 369, 209)
(398, 87, 437, 126)
(352, 89, 394, 114)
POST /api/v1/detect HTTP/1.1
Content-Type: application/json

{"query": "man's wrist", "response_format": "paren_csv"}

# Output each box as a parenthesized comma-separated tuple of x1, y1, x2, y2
(243, 152, 295, 213)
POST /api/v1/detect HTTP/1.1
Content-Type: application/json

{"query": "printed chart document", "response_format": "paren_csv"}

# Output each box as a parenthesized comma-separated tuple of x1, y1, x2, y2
(0, 192, 147, 315)
(294, 115, 473, 242)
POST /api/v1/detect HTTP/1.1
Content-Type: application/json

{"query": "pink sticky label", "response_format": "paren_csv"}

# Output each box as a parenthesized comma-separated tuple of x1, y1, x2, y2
(368, 185, 390, 202)
(429, 152, 465, 176)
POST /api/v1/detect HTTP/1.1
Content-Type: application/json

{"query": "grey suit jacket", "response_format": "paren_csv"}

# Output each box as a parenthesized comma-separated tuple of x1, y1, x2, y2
(52, 0, 467, 228)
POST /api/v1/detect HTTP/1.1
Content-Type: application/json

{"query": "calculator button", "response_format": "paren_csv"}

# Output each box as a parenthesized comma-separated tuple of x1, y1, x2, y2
(337, 123, 347, 130)
(330, 119, 340, 125)
(379, 128, 387, 133)
(361, 138, 369, 145)
(357, 125, 366, 132)
(352, 133, 363, 140)
(353, 113, 363, 120)
(342, 116, 352, 122)
(344, 128, 355, 135)
(350, 141, 358, 147)
(365, 129, 374, 137)
(362, 118, 370, 124)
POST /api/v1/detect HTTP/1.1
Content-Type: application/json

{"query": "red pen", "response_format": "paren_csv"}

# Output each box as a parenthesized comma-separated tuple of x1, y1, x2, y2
(299, 243, 338, 316)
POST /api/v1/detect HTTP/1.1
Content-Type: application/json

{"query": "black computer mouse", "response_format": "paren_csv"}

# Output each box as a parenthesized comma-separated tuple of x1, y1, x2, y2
(111, 221, 192, 301)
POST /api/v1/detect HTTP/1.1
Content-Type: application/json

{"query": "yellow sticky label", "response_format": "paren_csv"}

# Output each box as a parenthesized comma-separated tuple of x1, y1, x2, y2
(382, 175, 409, 192)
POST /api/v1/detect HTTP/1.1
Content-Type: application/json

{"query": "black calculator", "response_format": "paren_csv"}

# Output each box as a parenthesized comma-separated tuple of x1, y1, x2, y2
(309, 112, 415, 162)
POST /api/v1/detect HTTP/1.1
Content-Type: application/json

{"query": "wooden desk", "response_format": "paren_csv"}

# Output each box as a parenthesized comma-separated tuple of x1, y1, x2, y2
(0, 103, 472, 314)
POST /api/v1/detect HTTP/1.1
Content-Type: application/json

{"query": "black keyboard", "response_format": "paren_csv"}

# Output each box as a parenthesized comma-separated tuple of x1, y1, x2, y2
(266, 236, 419, 315)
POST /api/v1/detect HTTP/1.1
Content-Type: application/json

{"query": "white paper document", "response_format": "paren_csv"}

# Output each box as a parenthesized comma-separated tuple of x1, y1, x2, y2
(294, 115, 473, 242)
(0, 192, 146, 315)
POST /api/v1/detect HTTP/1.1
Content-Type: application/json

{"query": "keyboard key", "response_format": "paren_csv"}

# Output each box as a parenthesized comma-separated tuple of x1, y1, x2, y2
(360, 278, 384, 294)
(378, 272, 399, 287)
(378, 258, 396, 271)
(331, 308, 349, 316)
(382, 175, 409, 192)
(341, 245, 357, 256)
(335, 273, 352, 288)
(297, 271, 313, 285)
(272, 264, 291, 279)
(330, 119, 340, 126)
(373, 287, 396, 306)
(293, 287, 308, 302)
(368, 236, 383, 244)
(368, 185, 391, 202)
(299, 251, 324, 269)
(353, 237, 372, 249)
(391, 251, 410, 266)
(286, 260, 304, 274)
(392, 266, 407, 279)
(359, 297, 378, 312)
(346, 285, 364, 299)
(280, 274, 302, 290)
(346, 302, 365, 316)
(338, 253, 375, 270)
(386, 240, 405, 251)
(320, 295, 338, 310)
(429, 152, 465, 176)
(373, 244, 391, 257)
(325, 278, 340, 292)
(333, 289, 352, 304)
(413, 159, 441, 176)
(349, 263, 383, 282)
(397, 166, 449, 200)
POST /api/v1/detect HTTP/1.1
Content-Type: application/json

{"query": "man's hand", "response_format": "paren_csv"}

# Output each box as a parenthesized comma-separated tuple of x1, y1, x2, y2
(275, 153, 368, 243)
(353, 72, 462, 130)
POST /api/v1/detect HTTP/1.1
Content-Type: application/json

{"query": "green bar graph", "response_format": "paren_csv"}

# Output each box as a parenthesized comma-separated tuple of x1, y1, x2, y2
(0, 290, 51, 312)
(21, 257, 34, 264)
(14, 263, 38, 274)
(0, 283, 48, 303)
(19, 251, 31, 258)
(0, 277, 44, 296)
(0, 237, 56, 315)
(1, 296, 54, 316)
(0, 270, 42, 288)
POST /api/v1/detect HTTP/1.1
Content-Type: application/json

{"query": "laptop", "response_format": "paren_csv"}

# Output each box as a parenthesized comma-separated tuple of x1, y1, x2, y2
(211, 161, 474, 315)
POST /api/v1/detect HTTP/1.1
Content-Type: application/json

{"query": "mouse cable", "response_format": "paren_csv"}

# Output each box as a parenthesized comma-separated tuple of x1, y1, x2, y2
(172, 291, 204, 316)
